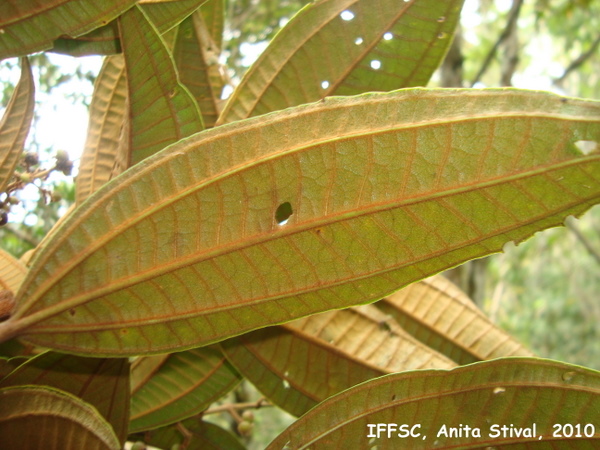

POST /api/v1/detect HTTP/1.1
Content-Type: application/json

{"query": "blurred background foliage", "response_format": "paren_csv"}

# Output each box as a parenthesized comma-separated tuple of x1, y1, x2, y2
(1, 0, 599, 445)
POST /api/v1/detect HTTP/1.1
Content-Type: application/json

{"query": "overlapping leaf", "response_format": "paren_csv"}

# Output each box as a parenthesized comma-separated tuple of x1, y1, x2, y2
(267, 358, 600, 449)
(119, 5, 204, 165)
(0, 0, 137, 58)
(199, 0, 224, 51)
(0, 57, 34, 193)
(49, 0, 207, 56)
(376, 275, 534, 364)
(0, 249, 27, 294)
(222, 305, 454, 417)
(218, 0, 464, 124)
(2, 89, 600, 356)
(0, 386, 120, 449)
(129, 345, 241, 432)
(76, 55, 128, 205)
(0, 351, 130, 445)
(173, 11, 225, 128)
(140, 418, 245, 450)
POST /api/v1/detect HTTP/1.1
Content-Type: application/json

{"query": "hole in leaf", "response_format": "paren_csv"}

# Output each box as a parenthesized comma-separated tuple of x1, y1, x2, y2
(383, 32, 393, 41)
(321, 80, 330, 89)
(502, 241, 516, 253)
(275, 202, 293, 226)
(437, 16, 446, 23)
(370, 60, 382, 70)
(574, 140, 598, 155)
(355, 37, 364, 45)
(340, 10, 355, 21)
(437, 32, 447, 39)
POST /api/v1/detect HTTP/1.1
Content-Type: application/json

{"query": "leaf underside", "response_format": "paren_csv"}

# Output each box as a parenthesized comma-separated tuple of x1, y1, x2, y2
(267, 358, 600, 449)
(4, 88, 600, 357)
(221, 275, 533, 417)
(129, 345, 241, 432)
(218, 0, 464, 124)
(0, 386, 121, 450)
(222, 303, 454, 417)
(0, 351, 130, 445)
(376, 275, 534, 364)
(0, 57, 35, 193)
(119, 5, 204, 166)
(0, 0, 138, 58)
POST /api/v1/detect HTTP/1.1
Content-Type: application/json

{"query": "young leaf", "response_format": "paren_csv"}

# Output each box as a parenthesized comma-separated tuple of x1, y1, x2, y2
(0, 57, 34, 193)
(222, 305, 454, 417)
(129, 346, 241, 433)
(0, 0, 138, 58)
(119, 5, 204, 165)
(0, 386, 120, 449)
(218, 0, 464, 124)
(0, 351, 130, 445)
(376, 275, 534, 364)
(267, 358, 600, 449)
(2, 89, 600, 357)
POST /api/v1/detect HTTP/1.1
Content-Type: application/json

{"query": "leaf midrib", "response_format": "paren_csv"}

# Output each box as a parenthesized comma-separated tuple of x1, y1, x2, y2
(16, 154, 599, 334)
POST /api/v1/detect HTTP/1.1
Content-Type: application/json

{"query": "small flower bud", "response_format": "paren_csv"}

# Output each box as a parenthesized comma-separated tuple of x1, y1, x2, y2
(23, 152, 39, 166)
(237, 420, 253, 436)
(55, 149, 70, 162)
(241, 410, 255, 422)
(19, 173, 32, 183)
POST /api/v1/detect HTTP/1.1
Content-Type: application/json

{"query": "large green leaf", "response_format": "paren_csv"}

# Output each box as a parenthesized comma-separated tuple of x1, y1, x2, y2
(129, 345, 241, 432)
(119, 5, 204, 165)
(2, 89, 600, 356)
(0, 0, 138, 58)
(267, 358, 600, 449)
(0, 386, 120, 450)
(218, 0, 464, 124)
(376, 275, 534, 364)
(222, 305, 453, 417)
(0, 351, 130, 445)
(50, 0, 207, 56)
(0, 57, 34, 193)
